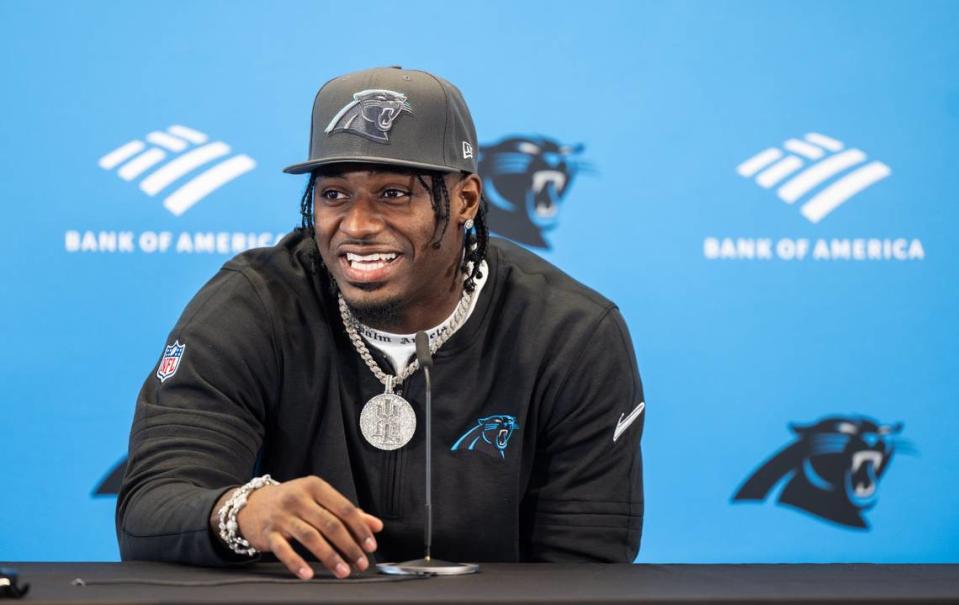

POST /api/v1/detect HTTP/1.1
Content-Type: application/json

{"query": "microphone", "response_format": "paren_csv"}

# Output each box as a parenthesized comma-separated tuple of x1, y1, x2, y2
(376, 332, 478, 576)
(415, 332, 433, 561)
(415, 330, 432, 370)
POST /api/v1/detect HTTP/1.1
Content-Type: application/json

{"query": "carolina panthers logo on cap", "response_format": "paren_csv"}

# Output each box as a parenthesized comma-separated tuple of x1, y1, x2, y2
(733, 415, 913, 529)
(451, 414, 519, 459)
(479, 136, 590, 249)
(325, 89, 413, 144)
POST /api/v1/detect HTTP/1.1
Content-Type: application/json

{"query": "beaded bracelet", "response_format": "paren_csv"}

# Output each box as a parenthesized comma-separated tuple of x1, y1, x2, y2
(216, 474, 279, 556)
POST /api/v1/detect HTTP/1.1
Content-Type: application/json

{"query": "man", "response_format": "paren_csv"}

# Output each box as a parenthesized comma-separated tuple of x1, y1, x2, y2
(116, 67, 645, 579)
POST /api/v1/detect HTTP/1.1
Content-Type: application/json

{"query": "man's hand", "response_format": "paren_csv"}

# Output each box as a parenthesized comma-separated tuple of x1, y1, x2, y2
(211, 476, 383, 580)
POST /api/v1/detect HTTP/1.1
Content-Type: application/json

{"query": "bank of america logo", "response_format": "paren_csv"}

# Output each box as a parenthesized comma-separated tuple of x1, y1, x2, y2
(98, 125, 256, 216)
(737, 133, 891, 224)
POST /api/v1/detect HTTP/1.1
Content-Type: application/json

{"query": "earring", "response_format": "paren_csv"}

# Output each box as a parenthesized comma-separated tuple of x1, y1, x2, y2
(464, 219, 474, 230)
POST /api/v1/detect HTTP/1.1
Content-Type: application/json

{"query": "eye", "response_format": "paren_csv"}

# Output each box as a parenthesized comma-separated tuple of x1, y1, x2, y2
(319, 189, 347, 203)
(381, 188, 410, 201)
(837, 422, 858, 435)
(518, 142, 541, 155)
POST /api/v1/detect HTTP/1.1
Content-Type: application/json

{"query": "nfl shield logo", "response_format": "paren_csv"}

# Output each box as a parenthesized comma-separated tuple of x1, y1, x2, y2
(156, 340, 186, 382)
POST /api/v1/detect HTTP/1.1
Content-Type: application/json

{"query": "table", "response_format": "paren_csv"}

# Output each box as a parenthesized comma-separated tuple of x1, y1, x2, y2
(3, 562, 958, 604)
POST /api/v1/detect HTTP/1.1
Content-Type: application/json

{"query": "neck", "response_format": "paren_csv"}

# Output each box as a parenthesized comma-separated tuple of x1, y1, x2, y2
(351, 273, 465, 334)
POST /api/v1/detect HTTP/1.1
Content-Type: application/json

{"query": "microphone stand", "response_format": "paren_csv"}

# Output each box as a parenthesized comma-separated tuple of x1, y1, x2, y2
(377, 332, 479, 576)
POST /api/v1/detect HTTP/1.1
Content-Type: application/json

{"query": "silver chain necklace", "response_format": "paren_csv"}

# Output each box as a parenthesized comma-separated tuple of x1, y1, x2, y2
(339, 288, 473, 450)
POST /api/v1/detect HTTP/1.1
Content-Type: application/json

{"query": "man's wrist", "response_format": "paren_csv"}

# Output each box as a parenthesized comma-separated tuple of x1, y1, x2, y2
(215, 475, 279, 556)
(209, 487, 240, 544)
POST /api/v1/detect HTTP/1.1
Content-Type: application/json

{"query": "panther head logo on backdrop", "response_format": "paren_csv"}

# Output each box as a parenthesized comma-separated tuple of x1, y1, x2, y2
(479, 136, 589, 249)
(733, 415, 911, 528)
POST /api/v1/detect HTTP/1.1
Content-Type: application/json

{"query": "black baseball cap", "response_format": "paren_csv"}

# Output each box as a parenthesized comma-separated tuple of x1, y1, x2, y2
(283, 66, 478, 175)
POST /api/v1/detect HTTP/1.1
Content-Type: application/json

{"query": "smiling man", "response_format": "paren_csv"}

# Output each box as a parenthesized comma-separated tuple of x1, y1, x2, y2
(116, 67, 646, 579)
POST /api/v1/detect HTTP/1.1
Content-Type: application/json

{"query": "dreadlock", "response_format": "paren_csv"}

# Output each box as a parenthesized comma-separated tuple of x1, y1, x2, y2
(298, 170, 489, 293)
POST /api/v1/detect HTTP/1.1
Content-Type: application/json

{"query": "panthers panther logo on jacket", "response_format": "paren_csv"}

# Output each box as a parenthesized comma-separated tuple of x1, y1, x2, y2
(733, 416, 911, 528)
(478, 136, 589, 249)
(451, 415, 520, 459)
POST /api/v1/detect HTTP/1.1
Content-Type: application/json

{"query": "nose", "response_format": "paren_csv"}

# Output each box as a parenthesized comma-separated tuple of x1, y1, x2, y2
(338, 195, 384, 239)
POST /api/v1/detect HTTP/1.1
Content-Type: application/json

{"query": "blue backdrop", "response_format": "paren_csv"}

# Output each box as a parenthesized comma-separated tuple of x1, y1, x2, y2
(2, 0, 957, 563)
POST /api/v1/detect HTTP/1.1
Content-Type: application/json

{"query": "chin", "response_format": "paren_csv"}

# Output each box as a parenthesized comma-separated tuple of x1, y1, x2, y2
(341, 289, 405, 328)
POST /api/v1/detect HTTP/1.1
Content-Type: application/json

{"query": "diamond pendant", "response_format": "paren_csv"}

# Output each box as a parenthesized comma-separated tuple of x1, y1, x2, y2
(359, 378, 416, 451)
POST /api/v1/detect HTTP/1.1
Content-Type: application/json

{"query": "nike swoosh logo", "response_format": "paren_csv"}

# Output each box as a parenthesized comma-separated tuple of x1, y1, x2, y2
(613, 401, 645, 443)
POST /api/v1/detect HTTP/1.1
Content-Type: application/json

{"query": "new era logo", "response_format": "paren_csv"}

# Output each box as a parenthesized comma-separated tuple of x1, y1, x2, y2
(98, 125, 256, 216)
(737, 133, 891, 224)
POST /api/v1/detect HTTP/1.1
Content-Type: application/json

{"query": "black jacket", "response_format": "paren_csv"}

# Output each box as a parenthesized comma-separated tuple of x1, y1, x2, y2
(116, 231, 645, 564)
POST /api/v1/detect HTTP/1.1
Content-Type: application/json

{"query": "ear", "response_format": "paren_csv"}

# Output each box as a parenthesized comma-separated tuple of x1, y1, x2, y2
(450, 172, 482, 225)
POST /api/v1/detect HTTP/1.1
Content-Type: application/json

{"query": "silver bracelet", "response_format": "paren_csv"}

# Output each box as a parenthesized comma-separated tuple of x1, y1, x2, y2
(216, 474, 279, 556)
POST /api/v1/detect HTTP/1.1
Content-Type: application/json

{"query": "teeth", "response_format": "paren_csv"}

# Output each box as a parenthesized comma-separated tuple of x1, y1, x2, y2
(852, 450, 882, 473)
(346, 252, 397, 272)
(346, 252, 398, 270)
(346, 252, 397, 262)
(532, 170, 567, 194)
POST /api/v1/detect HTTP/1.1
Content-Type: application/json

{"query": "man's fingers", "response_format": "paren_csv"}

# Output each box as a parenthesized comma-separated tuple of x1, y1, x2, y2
(300, 505, 369, 571)
(238, 477, 381, 579)
(268, 533, 314, 581)
(288, 518, 354, 578)
(361, 511, 384, 534)
(307, 478, 379, 553)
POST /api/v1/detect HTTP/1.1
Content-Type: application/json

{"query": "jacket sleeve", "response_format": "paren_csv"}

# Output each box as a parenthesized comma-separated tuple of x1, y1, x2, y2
(521, 306, 645, 562)
(116, 267, 277, 565)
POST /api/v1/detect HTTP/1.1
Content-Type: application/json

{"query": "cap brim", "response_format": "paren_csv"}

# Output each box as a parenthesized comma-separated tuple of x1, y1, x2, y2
(283, 156, 463, 175)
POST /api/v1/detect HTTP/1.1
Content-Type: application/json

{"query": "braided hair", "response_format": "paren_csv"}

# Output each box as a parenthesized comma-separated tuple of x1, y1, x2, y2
(298, 170, 489, 293)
